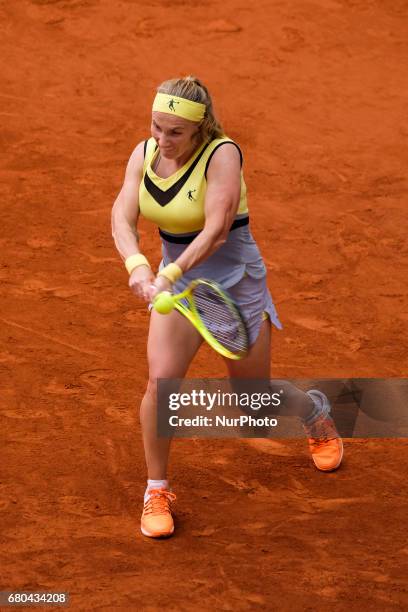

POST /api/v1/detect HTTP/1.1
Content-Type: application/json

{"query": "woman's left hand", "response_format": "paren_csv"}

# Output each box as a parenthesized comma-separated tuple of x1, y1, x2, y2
(148, 275, 173, 302)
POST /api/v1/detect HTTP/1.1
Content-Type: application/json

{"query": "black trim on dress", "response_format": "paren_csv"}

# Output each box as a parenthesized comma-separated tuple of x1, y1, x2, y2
(143, 143, 210, 207)
(204, 141, 243, 179)
(159, 215, 249, 244)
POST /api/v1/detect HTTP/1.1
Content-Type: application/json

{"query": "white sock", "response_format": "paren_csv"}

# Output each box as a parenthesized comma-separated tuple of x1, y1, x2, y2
(144, 479, 169, 503)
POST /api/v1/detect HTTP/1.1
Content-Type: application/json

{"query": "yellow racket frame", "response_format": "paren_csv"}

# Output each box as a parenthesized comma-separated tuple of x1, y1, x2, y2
(154, 279, 248, 360)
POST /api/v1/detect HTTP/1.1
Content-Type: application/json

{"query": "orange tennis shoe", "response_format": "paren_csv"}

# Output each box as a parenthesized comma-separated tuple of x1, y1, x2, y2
(141, 489, 176, 538)
(303, 391, 343, 472)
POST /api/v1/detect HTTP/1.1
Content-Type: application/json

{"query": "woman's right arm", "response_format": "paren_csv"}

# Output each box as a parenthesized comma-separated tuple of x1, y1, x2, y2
(111, 141, 145, 261)
(111, 141, 155, 299)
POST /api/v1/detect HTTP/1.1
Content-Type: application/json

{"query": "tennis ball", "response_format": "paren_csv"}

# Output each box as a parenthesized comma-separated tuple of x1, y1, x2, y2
(153, 291, 175, 314)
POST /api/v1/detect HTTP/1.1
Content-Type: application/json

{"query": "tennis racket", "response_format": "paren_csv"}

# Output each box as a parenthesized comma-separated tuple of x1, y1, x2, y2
(152, 279, 249, 360)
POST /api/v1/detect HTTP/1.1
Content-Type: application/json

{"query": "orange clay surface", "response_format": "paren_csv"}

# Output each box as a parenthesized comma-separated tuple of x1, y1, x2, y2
(1, 1, 408, 610)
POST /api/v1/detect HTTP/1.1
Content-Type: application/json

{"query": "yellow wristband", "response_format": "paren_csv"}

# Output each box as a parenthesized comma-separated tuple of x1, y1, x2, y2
(157, 263, 183, 284)
(125, 253, 150, 275)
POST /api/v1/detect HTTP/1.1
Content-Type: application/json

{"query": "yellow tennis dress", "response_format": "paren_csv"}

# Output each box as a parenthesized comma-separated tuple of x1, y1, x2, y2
(139, 136, 282, 343)
(139, 136, 248, 235)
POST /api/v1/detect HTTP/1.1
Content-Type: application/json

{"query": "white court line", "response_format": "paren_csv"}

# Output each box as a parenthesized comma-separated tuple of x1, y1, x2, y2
(0, 317, 102, 358)
(0, 93, 27, 100)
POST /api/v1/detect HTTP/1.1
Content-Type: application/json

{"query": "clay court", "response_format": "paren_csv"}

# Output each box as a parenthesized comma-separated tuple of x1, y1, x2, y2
(1, 0, 408, 609)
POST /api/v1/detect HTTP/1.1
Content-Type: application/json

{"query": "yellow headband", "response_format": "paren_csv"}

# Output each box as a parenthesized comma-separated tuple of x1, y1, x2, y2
(152, 93, 206, 122)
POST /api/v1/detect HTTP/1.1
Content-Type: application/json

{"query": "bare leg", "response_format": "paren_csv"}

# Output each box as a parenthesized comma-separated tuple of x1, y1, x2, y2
(223, 318, 314, 418)
(224, 318, 272, 378)
(141, 309, 203, 479)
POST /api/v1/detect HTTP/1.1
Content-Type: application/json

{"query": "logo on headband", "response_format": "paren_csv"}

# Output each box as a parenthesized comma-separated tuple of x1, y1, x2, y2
(168, 99, 180, 112)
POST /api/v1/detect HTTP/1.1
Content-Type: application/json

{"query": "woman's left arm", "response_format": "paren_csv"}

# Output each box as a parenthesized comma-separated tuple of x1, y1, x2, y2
(172, 143, 242, 274)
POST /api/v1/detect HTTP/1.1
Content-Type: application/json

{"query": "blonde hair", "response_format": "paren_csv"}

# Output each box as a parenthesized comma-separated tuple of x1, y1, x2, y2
(156, 76, 224, 143)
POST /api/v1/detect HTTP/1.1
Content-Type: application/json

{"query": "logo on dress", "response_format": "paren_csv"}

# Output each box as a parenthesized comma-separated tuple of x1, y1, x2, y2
(168, 99, 180, 112)
(187, 189, 197, 201)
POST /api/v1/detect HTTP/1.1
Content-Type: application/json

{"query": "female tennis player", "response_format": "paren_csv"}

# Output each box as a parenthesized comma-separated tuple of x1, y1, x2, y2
(111, 76, 343, 538)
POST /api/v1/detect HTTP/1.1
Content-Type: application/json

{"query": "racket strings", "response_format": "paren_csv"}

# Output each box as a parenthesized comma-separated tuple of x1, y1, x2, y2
(196, 302, 247, 350)
(192, 285, 248, 353)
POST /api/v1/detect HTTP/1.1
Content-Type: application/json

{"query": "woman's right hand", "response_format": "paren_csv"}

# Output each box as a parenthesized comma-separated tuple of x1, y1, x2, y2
(128, 265, 156, 301)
